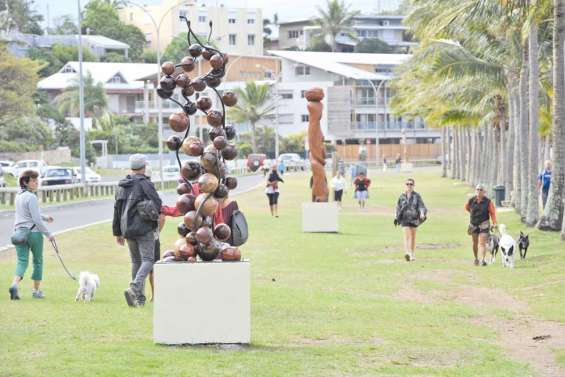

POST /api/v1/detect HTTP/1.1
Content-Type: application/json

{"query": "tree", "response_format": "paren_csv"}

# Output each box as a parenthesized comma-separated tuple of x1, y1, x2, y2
(163, 33, 217, 63)
(0, 0, 43, 34)
(28, 44, 98, 77)
(229, 82, 276, 153)
(50, 15, 79, 35)
(315, 0, 360, 52)
(142, 49, 158, 64)
(55, 72, 108, 118)
(306, 35, 332, 52)
(354, 38, 394, 53)
(280, 131, 306, 155)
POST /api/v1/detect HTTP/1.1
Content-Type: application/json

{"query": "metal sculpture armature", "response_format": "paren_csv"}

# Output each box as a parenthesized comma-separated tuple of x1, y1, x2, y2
(305, 88, 329, 202)
(158, 18, 241, 263)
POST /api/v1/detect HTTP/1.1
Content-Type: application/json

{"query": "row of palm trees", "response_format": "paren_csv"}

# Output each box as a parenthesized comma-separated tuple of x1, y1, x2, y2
(391, 0, 565, 239)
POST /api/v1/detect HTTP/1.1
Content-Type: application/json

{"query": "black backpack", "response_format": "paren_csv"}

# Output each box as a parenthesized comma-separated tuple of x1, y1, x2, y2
(231, 209, 248, 246)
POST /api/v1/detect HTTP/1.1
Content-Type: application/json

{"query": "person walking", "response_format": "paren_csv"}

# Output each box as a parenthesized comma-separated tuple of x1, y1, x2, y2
(8, 170, 55, 300)
(266, 164, 284, 217)
(465, 184, 497, 266)
(394, 178, 427, 262)
(353, 172, 371, 208)
(113, 154, 162, 307)
(537, 160, 552, 209)
(331, 172, 347, 207)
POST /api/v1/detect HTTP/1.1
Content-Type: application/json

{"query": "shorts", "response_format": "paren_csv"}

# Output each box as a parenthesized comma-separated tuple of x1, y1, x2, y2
(334, 189, 343, 202)
(401, 221, 418, 228)
(468, 221, 490, 235)
(355, 190, 368, 200)
(267, 192, 279, 206)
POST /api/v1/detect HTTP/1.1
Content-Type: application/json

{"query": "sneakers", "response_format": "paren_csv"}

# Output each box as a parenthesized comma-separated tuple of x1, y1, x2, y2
(124, 288, 138, 307)
(32, 290, 45, 299)
(481, 261, 488, 267)
(9, 286, 20, 300)
(404, 253, 411, 262)
(410, 253, 416, 262)
(474, 259, 480, 266)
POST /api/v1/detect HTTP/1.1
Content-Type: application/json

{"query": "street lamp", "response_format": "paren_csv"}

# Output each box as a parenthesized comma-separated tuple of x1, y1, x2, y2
(366, 79, 387, 169)
(255, 63, 280, 159)
(77, 0, 86, 188)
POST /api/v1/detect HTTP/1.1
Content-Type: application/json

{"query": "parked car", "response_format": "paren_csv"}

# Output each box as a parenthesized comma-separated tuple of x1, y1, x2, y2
(0, 166, 5, 187)
(247, 154, 267, 173)
(278, 153, 306, 171)
(0, 160, 16, 176)
(14, 160, 47, 177)
(72, 167, 102, 183)
(162, 164, 180, 180)
(39, 167, 76, 186)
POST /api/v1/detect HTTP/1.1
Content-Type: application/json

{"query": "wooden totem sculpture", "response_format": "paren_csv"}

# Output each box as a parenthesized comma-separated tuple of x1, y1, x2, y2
(305, 87, 329, 202)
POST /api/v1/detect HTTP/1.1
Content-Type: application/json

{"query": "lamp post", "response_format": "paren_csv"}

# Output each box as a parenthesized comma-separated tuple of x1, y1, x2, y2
(255, 63, 280, 159)
(366, 79, 387, 169)
(77, 0, 86, 188)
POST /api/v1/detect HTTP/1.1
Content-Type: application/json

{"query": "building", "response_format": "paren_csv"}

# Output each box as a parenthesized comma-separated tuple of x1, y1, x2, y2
(265, 50, 440, 161)
(278, 15, 415, 52)
(2, 32, 130, 59)
(119, 0, 263, 57)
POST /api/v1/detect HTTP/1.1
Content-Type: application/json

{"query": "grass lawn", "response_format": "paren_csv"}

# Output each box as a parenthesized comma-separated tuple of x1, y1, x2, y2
(1, 169, 564, 377)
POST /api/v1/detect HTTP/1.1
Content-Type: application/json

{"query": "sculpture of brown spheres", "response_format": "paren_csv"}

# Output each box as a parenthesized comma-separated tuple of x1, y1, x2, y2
(184, 210, 203, 230)
(222, 91, 238, 107)
(198, 241, 221, 261)
(207, 110, 223, 127)
(178, 243, 196, 259)
(224, 125, 236, 140)
(224, 176, 238, 190)
(177, 222, 190, 237)
(185, 232, 198, 245)
(181, 160, 202, 180)
(174, 238, 187, 254)
(221, 247, 241, 262)
(187, 256, 197, 263)
(195, 226, 213, 244)
(169, 112, 189, 132)
(176, 193, 196, 214)
(218, 162, 227, 177)
(180, 56, 195, 72)
(202, 48, 215, 60)
(175, 73, 189, 88)
(163, 250, 176, 259)
(195, 193, 218, 217)
(183, 101, 198, 115)
(196, 96, 212, 111)
(222, 53, 229, 64)
(188, 44, 203, 58)
(161, 61, 175, 76)
(209, 54, 224, 69)
(176, 182, 192, 195)
(182, 85, 195, 98)
(166, 135, 182, 151)
(206, 77, 222, 88)
(213, 136, 227, 150)
(208, 126, 225, 140)
(157, 88, 173, 99)
(214, 223, 231, 242)
(221, 144, 238, 160)
(160, 76, 176, 91)
(214, 184, 229, 199)
(200, 151, 218, 172)
(191, 78, 206, 92)
(198, 173, 219, 193)
(181, 140, 203, 158)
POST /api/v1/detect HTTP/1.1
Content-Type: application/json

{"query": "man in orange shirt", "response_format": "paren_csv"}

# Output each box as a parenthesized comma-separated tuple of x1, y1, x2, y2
(465, 184, 497, 266)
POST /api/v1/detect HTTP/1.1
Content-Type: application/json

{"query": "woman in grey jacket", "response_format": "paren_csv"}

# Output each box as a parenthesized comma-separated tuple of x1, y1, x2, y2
(9, 170, 55, 300)
(394, 178, 427, 262)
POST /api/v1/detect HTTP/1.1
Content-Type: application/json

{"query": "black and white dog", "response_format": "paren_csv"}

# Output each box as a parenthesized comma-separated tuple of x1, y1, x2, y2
(498, 224, 516, 268)
(518, 232, 530, 260)
(488, 231, 500, 265)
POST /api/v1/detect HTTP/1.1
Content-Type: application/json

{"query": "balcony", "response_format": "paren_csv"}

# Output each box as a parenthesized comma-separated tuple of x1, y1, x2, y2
(135, 100, 181, 113)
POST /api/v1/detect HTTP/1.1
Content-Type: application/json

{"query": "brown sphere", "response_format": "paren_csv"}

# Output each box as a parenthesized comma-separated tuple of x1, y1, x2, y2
(207, 110, 223, 127)
(161, 61, 175, 76)
(176, 182, 192, 195)
(166, 135, 182, 151)
(185, 232, 198, 245)
(196, 97, 212, 111)
(176, 194, 196, 214)
(181, 56, 195, 72)
(221, 247, 241, 261)
(169, 112, 189, 133)
(162, 250, 176, 259)
(209, 54, 224, 69)
(198, 173, 219, 193)
(195, 226, 213, 244)
(191, 78, 206, 92)
(177, 222, 189, 237)
(159, 76, 176, 91)
(188, 44, 202, 58)
(206, 77, 222, 88)
(305, 87, 325, 102)
(201, 152, 218, 172)
(183, 210, 203, 230)
(208, 126, 225, 140)
(175, 73, 189, 88)
(180, 139, 204, 157)
(222, 91, 238, 107)
(214, 223, 231, 241)
(224, 176, 238, 190)
(222, 53, 229, 64)
(178, 243, 196, 259)
(198, 241, 221, 261)
(195, 193, 218, 217)
(202, 48, 215, 60)
(213, 136, 227, 150)
(174, 238, 187, 254)
(182, 85, 195, 97)
(181, 161, 202, 181)
(225, 125, 236, 140)
(214, 184, 229, 199)
(221, 144, 238, 160)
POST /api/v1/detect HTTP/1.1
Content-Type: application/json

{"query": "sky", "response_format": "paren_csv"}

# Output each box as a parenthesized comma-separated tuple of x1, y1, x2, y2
(34, 0, 402, 29)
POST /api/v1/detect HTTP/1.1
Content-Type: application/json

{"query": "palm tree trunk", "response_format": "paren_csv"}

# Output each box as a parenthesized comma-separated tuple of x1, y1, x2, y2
(441, 127, 447, 177)
(526, 23, 540, 226)
(540, 0, 565, 232)
(482, 125, 491, 186)
(468, 127, 476, 184)
(465, 127, 472, 183)
(250, 121, 258, 153)
(506, 88, 516, 193)
(453, 127, 460, 179)
(490, 126, 499, 190)
(459, 127, 466, 181)
(519, 44, 530, 222)
(449, 127, 456, 179)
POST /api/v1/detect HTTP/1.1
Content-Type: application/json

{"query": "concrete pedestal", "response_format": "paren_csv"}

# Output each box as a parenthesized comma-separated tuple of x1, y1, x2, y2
(302, 202, 339, 232)
(153, 261, 250, 345)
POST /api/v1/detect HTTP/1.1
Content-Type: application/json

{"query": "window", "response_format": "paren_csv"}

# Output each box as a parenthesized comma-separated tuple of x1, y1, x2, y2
(380, 20, 390, 26)
(61, 64, 76, 73)
(279, 91, 293, 99)
(229, 18, 236, 24)
(108, 73, 126, 84)
(247, 18, 255, 24)
(301, 114, 309, 122)
(198, 12, 206, 23)
(288, 30, 300, 39)
(145, 33, 152, 43)
(229, 34, 236, 46)
(247, 34, 255, 46)
(300, 90, 306, 98)
(294, 65, 310, 76)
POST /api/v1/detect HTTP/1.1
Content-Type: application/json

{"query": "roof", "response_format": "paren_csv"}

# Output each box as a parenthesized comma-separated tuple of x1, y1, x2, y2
(6, 33, 129, 49)
(278, 14, 405, 25)
(267, 50, 411, 80)
(37, 62, 157, 91)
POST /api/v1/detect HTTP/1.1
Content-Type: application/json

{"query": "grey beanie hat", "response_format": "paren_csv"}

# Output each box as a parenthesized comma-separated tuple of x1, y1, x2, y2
(129, 154, 148, 170)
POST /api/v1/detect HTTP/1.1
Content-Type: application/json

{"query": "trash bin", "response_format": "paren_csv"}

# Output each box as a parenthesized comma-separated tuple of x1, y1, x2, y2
(494, 185, 505, 207)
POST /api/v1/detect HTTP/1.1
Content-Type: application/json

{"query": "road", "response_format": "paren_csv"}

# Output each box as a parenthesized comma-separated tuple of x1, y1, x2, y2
(0, 174, 263, 251)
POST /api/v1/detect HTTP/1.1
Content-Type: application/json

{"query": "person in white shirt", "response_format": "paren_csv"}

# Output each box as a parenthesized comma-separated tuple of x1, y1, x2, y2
(331, 172, 347, 207)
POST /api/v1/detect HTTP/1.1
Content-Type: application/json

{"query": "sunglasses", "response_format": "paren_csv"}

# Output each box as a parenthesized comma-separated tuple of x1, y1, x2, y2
(476, 188, 484, 191)
(405, 182, 414, 186)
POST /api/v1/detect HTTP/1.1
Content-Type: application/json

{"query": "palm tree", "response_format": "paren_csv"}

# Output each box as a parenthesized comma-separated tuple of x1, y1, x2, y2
(228, 82, 275, 153)
(315, 0, 359, 52)
(54, 72, 107, 118)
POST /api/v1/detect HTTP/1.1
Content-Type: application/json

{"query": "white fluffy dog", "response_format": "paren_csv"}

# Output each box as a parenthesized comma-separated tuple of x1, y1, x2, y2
(75, 271, 100, 302)
(498, 224, 516, 268)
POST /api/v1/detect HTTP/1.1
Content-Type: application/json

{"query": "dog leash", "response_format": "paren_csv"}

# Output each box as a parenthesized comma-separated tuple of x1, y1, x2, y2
(50, 239, 77, 281)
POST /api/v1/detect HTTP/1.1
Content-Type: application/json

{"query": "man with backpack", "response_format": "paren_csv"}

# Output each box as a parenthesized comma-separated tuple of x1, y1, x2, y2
(113, 154, 162, 307)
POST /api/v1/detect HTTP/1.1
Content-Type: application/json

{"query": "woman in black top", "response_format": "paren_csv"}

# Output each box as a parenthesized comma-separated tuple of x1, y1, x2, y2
(266, 165, 284, 217)
(394, 178, 427, 262)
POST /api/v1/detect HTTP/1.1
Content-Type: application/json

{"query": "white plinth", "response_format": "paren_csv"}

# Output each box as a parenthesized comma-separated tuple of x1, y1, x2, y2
(153, 261, 250, 345)
(302, 202, 339, 232)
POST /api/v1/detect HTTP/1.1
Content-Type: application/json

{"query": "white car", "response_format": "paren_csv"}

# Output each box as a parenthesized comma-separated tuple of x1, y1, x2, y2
(72, 167, 102, 183)
(0, 166, 5, 187)
(0, 160, 15, 177)
(14, 160, 47, 177)
(278, 153, 306, 171)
